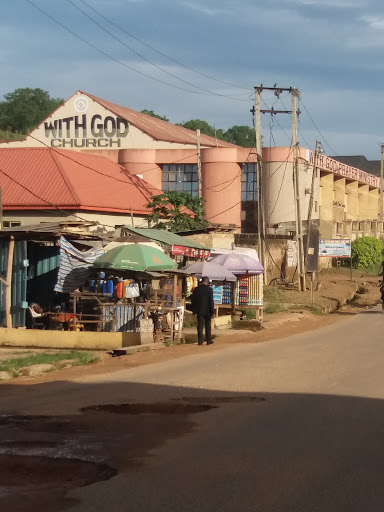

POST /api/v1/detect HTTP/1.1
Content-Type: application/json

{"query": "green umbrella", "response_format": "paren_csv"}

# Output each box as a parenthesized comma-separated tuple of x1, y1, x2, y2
(93, 243, 176, 271)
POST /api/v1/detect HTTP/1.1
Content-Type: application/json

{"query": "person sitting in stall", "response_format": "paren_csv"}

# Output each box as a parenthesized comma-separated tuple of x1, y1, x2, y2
(27, 302, 50, 329)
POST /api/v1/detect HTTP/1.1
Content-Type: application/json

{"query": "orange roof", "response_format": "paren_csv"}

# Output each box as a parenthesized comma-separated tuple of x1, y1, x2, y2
(83, 91, 236, 147)
(0, 147, 166, 215)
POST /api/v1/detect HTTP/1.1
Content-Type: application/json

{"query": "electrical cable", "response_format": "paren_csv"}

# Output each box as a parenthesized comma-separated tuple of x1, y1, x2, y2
(66, 0, 250, 100)
(77, 0, 252, 92)
(26, 0, 251, 102)
(299, 98, 339, 156)
(277, 96, 313, 150)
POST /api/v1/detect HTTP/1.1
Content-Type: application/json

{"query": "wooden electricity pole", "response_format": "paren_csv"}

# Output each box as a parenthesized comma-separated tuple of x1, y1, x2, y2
(254, 87, 266, 279)
(196, 129, 202, 198)
(305, 140, 320, 269)
(380, 143, 384, 222)
(291, 88, 306, 292)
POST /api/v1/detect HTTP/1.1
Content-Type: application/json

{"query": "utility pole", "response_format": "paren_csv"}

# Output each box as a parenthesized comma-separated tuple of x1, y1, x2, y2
(305, 140, 320, 269)
(254, 87, 266, 281)
(196, 129, 202, 198)
(380, 143, 384, 222)
(291, 88, 306, 292)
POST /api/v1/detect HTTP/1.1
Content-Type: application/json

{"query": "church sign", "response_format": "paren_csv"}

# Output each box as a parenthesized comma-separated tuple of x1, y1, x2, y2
(43, 96, 129, 148)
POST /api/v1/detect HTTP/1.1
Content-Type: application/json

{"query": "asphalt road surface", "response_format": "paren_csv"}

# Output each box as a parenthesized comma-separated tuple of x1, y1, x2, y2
(2, 305, 384, 511)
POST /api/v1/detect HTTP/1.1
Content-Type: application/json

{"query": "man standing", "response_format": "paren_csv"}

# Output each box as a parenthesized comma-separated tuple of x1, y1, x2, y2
(191, 276, 215, 345)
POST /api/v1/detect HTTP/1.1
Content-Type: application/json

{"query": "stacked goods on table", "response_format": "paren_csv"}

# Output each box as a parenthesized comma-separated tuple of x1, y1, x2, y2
(222, 282, 232, 304)
(235, 276, 249, 306)
(234, 274, 263, 306)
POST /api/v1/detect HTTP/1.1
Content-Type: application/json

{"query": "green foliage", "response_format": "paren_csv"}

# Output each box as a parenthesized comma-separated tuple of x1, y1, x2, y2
(177, 119, 226, 141)
(309, 304, 324, 315)
(0, 350, 98, 377)
(264, 303, 285, 315)
(243, 308, 256, 319)
(351, 237, 383, 268)
(140, 109, 169, 121)
(0, 129, 26, 141)
(224, 125, 255, 147)
(0, 88, 63, 134)
(147, 191, 208, 232)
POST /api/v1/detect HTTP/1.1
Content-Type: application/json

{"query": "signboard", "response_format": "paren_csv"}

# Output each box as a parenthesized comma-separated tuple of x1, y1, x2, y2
(287, 240, 297, 267)
(319, 239, 351, 258)
(307, 150, 380, 188)
(171, 245, 185, 256)
(44, 95, 130, 149)
(212, 286, 223, 304)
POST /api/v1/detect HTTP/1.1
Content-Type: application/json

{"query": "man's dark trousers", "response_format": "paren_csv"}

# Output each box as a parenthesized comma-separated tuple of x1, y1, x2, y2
(197, 314, 212, 345)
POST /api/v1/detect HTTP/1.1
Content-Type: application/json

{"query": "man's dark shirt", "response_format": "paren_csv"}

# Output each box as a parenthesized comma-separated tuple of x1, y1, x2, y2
(191, 284, 214, 317)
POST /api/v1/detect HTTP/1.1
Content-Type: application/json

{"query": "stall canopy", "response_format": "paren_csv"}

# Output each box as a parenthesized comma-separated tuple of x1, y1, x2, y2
(93, 244, 176, 271)
(184, 261, 236, 282)
(210, 253, 264, 274)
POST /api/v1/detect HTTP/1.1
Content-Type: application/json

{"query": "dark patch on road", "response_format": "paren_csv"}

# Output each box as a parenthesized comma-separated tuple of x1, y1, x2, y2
(180, 396, 266, 404)
(0, 399, 215, 512)
(0, 454, 116, 488)
(82, 402, 216, 415)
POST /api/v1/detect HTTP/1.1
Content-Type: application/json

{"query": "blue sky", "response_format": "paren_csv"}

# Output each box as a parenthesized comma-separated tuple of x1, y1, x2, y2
(2, 0, 384, 158)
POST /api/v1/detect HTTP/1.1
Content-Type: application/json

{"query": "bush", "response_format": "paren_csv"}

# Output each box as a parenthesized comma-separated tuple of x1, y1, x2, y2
(351, 237, 383, 269)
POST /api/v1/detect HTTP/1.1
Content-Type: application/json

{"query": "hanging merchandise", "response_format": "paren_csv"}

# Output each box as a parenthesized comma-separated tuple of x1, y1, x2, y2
(185, 276, 198, 297)
(115, 279, 124, 299)
(248, 274, 263, 306)
(125, 281, 140, 299)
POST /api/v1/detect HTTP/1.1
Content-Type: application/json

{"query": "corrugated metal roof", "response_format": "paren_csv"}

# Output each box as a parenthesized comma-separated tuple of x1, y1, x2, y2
(0, 147, 165, 214)
(83, 91, 237, 148)
(121, 226, 209, 250)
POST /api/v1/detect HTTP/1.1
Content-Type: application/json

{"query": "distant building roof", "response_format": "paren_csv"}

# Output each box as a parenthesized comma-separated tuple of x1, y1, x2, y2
(0, 147, 165, 215)
(121, 226, 210, 250)
(332, 155, 381, 177)
(83, 91, 236, 148)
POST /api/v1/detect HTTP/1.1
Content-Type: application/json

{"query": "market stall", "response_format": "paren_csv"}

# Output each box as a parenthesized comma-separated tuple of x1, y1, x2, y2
(210, 253, 264, 319)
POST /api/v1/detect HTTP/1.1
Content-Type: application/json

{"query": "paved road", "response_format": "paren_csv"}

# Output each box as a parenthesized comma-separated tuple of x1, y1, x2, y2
(3, 305, 384, 511)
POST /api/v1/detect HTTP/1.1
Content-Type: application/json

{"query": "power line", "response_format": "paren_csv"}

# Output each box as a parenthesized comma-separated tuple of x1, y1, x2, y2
(25, 0, 250, 102)
(77, 0, 251, 93)
(300, 98, 339, 156)
(66, 0, 249, 100)
(277, 96, 313, 150)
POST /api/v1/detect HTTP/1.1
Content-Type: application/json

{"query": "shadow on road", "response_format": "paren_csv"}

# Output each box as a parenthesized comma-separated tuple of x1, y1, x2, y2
(1, 377, 384, 512)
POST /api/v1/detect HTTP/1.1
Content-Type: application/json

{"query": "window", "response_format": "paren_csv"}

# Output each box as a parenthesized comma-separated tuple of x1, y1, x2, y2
(241, 163, 257, 202)
(2, 221, 21, 228)
(314, 201, 318, 213)
(161, 164, 198, 196)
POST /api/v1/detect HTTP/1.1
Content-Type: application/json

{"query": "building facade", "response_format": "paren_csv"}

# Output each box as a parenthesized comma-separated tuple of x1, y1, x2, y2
(1, 90, 381, 239)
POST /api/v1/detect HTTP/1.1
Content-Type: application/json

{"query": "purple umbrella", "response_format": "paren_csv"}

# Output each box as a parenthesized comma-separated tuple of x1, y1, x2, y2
(183, 261, 236, 282)
(210, 253, 264, 275)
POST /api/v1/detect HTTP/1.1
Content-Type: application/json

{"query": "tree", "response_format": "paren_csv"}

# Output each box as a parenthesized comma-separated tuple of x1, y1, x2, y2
(224, 125, 255, 147)
(140, 109, 169, 121)
(178, 119, 226, 141)
(0, 88, 64, 134)
(147, 191, 208, 232)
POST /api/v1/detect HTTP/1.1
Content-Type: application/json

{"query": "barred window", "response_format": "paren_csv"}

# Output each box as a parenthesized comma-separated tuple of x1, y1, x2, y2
(241, 163, 257, 201)
(162, 164, 199, 196)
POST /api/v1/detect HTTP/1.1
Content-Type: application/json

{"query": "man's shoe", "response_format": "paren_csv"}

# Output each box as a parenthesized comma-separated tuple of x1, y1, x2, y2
(207, 341, 214, 345)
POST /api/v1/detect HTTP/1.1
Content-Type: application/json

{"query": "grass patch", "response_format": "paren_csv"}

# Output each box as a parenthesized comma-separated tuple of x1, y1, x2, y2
(264, 303, 285, 315)
(243, 308, 256, 319)
(309, 304, 324, 316)
(0, 350, 99, 377)
(263, 286, 284, 302)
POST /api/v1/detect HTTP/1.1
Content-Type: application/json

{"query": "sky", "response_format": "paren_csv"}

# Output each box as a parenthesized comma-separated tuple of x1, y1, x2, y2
(1, 0, 384, 158)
